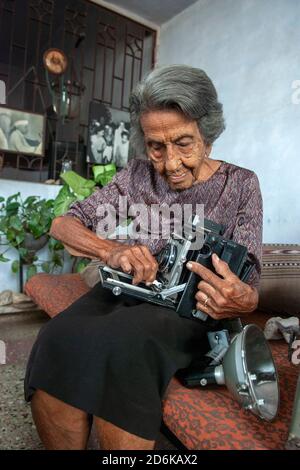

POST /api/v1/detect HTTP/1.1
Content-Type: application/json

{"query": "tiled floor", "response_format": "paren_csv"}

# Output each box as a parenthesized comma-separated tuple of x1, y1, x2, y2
(0, 311, 176, 450)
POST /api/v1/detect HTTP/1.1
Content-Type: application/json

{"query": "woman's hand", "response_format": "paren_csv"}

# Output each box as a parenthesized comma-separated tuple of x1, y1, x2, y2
(105, 244, 158, 285)
(187, 253, 258, 320)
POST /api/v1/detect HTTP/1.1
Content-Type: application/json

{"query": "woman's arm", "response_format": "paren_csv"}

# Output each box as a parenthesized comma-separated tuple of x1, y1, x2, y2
(189, 172, 263, 319)
(187, 254, 258, 319)
(50, 215, 158, 284)
(49, 215, 116, 261)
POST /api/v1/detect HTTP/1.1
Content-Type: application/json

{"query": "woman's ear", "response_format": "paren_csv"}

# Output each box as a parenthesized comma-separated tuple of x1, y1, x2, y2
(205, 144, 212, 157)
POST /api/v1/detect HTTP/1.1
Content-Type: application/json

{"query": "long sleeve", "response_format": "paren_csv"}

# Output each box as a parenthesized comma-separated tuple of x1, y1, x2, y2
(66, 161, 132, 232)
(231, 172, 263, 288)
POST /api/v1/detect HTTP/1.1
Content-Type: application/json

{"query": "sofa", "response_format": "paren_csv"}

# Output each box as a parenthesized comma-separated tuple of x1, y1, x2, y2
(24, 244, 300, 450)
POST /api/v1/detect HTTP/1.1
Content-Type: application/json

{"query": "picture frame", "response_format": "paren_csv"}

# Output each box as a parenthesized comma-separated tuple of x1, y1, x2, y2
(0, 105, 46, 157)
(86, 102, 131, 168)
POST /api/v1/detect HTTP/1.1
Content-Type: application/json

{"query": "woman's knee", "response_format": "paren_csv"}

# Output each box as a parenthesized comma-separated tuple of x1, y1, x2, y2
(31, 389, 88, 432)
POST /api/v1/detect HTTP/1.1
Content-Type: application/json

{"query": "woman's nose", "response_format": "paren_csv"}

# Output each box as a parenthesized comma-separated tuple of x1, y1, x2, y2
(165, 144, 180, 171)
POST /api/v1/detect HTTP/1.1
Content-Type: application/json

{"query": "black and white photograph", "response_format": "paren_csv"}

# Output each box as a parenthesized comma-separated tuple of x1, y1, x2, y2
(0, 105, 45, 156)
(86, 101, 131, 168)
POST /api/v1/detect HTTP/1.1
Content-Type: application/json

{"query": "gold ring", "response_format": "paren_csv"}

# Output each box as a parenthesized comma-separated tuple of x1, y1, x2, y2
(204, 296, 209, 307)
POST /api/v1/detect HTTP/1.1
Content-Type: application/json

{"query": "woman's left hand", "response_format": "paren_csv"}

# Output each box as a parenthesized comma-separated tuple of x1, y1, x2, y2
(186, 253, 258, 320)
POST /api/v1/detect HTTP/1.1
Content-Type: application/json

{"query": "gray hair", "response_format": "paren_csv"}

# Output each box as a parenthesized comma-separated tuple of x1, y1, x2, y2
(129, 64, 225, 156)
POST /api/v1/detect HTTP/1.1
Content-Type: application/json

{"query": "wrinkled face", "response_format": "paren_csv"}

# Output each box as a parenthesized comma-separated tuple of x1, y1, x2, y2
(141, 109, 210, 190)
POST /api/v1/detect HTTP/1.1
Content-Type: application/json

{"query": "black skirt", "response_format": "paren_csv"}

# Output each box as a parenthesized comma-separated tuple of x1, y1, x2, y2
(24, 283, 213, 440)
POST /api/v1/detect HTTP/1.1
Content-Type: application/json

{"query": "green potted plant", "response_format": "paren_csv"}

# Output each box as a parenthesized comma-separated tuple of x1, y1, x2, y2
(0, 164, 118, 283)
(53, 163, 117, 216)
(0, 193, 64, 280)
(53, 164, 117, 273)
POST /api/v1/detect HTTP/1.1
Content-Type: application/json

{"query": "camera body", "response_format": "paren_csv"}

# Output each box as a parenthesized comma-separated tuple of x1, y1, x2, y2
(99, 216, 254, 321)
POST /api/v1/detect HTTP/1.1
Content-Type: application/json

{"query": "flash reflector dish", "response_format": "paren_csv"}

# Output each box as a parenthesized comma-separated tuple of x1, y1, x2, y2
(223, 324, 279, 421)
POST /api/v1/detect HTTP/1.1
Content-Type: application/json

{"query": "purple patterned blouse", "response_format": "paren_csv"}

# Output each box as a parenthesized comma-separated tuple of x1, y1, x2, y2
(67, 159, 263, 287)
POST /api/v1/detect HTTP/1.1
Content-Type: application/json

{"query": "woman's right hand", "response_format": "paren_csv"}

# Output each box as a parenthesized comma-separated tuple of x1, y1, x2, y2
(105, 244, 158, 285)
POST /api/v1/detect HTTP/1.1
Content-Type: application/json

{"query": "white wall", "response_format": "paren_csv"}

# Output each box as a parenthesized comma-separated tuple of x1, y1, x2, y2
(0, 180, 66, 292)
(158, 0, 300, 243)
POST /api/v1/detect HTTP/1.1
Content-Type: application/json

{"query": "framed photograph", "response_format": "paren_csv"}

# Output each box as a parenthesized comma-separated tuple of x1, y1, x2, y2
(0, 80, 5, 104)
(87, 102, 131, 168)
(0, 105, 46, 157)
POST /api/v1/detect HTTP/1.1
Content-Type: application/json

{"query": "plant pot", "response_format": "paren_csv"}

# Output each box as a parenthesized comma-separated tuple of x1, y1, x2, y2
(21, 233, 49, 264)
(23, 233, 48, 252)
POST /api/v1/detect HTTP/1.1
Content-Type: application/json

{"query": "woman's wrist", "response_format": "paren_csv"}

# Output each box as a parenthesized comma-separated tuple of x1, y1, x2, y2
(97, 239, 119, 263)
(247, 285, 259, 312)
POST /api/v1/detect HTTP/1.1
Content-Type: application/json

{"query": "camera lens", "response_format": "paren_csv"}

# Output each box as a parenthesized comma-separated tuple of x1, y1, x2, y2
(157, 244, 178, 273)
(199, 243, 212, 258)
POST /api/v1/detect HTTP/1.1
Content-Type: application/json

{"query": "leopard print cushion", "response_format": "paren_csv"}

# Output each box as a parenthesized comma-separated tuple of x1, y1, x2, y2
(163, 313, 299, 450)
(25, 273, 90, 318)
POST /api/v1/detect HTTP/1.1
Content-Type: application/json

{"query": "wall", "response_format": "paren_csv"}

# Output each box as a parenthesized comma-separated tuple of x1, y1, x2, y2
(0, 180, 66, 293)
(0, 0, 156, 180)
(158, 0, 300, 243)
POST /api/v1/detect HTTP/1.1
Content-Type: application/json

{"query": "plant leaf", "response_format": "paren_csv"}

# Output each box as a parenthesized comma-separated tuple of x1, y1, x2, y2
(9, 215, 23, 231)
(6, 202, 20, 216)
(6, 193, 20, 205)
(23, 196, 39, 207)
(15, 233, 25, 245)
(0, 253, 10, 262)
(53, 185, 77, 217)
(26, 264, 37, 280)
(52, 252, 63, 267)
(41, 262, 51, 273)
(93, 164, 116, 186)
(60, 171, 95, 198)
(11, 260, 20, 273)
(6, 228, 16, 242)
(19, 247, 29, 260)
(48, 237, 64, 251)
(75, 258, 90, 273)
(46, 199, 54, 208)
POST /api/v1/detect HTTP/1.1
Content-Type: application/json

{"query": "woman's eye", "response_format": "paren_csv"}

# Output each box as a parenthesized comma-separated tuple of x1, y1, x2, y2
(176, 141, 192, 148)
(149, 142, 163, 151)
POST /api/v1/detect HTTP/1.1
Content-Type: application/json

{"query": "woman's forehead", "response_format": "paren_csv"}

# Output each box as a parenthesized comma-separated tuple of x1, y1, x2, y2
(140, 109, 199, 139)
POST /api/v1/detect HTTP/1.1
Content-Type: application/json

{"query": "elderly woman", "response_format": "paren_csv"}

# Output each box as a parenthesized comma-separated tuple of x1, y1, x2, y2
(25, 65, 262, 450)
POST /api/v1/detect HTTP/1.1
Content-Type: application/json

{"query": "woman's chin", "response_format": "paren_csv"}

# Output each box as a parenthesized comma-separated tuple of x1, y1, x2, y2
(167, 174, 193, 190)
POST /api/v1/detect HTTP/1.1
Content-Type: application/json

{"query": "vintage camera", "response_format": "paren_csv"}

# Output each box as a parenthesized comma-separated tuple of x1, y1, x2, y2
(99, 216, 255, 321)
(99, 217, 280, 422)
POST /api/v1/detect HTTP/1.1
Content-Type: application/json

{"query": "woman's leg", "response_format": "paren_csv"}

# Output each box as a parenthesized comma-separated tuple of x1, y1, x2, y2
(31, 389, 91, 450)
(31, 389, 154, 450)
(94, 417, 155, 450)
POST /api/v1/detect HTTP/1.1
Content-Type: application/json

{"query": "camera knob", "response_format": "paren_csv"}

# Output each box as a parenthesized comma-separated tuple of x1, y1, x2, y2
(199, 243, 212, 258)
(112, 286, 122, 296)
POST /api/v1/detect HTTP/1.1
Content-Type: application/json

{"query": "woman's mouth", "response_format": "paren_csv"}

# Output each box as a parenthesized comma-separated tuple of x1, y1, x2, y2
(168, 172, 187, 182)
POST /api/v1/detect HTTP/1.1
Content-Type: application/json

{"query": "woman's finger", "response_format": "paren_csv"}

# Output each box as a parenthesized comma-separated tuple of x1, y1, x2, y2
(131, 246, 153, 282)
(139, 246, 158, 282)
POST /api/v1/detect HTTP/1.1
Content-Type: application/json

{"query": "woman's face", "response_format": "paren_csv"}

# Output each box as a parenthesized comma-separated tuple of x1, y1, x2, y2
(141, 109, 211, 191)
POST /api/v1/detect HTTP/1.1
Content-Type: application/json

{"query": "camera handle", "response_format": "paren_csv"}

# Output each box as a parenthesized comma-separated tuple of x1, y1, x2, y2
(192, 310, 208, 321)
